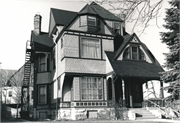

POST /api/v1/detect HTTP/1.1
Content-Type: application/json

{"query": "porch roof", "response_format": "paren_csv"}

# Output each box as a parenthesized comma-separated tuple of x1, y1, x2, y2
(106, 51, 164, 80)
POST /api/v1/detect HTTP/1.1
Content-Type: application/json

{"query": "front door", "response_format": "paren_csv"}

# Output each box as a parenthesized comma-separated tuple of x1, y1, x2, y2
(131, 82, 143, 108)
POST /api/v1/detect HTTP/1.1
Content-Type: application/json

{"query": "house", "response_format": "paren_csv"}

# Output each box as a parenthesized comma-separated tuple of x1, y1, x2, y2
(1, 64, 33, 118)
(25, 2, 164, 119)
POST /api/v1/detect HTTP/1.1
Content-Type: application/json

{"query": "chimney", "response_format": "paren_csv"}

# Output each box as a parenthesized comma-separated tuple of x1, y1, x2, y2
(0, 62, 2, 69)
(34, 14, 42, 35)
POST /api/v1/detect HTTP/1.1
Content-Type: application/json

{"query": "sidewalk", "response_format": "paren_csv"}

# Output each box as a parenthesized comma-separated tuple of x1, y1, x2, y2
(1, 118, 180, 123)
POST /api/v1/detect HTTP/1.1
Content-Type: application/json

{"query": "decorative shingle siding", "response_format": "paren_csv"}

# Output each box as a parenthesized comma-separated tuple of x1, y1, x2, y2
(69, 17, 88, 32)
(63, 34, 79, 58)
(102, 39, 114, 59)
(104, 78, 107, 100)
(68, 17, 112, 35)
(65, 58, 106, 74)
(73, 77, 80, 101)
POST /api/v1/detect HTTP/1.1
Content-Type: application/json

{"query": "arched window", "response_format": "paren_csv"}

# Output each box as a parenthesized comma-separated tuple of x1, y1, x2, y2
(123, 46, 146, 61)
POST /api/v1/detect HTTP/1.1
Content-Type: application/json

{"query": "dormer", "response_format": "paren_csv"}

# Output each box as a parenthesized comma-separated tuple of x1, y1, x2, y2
(114, 33, 161, 66)
(79, 4, 100, 32)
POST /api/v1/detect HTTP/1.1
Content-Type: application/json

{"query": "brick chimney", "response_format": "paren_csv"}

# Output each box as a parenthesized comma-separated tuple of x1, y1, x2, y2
(34, 14, 42, 35)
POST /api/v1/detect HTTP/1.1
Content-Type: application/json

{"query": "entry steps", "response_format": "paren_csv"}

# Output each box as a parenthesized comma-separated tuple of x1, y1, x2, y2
(129, 108, 158, 119)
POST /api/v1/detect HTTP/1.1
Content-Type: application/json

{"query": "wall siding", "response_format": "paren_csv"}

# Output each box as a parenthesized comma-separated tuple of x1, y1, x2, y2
(102, 39, 114, 59)
(65, 58, 106, 74)
(73, 77, 80, 101)
(63, 34, 79, 58)
(68, 17, 112, 35)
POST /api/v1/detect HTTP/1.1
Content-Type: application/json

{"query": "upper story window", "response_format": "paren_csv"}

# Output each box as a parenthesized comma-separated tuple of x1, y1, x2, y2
(81, 77, 103, 100)
(39, 54, 46, 72)
(123, 46, 146, 61)
(80, 37, 101, 59)
(80, 15, 99, 27)
(38, 54, 50, 72)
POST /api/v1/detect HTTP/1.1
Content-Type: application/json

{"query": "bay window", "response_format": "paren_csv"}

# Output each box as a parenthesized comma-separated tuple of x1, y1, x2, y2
(123, 46, 145, 61)
(80, 37, 101, 59)
(81, 77, 103, 100)
(38, 85, 46, 104)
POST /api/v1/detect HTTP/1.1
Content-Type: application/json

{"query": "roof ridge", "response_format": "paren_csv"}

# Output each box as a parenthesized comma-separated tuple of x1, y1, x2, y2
(51, 8, 78, 13)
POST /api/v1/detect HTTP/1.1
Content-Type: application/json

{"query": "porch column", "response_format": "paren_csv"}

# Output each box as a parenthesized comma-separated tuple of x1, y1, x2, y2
(112, 77, 116, 106)
(160, 81, 164, 98)
(129, 82, 133, 108)
(122, 79, 125, 106)
(146, 82, 148, 100)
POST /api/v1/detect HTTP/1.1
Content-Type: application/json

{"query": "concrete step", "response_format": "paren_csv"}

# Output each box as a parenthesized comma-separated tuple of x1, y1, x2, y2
(129, 108, 158, 119)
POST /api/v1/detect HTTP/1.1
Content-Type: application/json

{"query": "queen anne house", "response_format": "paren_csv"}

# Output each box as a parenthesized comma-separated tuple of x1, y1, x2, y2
(24, 2, 164, 119)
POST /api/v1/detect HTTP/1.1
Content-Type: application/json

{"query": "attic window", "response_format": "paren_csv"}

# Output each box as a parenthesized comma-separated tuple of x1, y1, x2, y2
(123, 46, 146, 61)
(80, 15, 99, 27)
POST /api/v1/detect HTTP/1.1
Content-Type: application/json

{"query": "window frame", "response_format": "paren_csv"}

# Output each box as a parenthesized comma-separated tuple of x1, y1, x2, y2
(80, 15, 97, 27)
(80, 36, 101, 59)
(123, 45, 146, 61)
(9, 91, 12, 97)
(38, 54, 46, 72)
(38, 85, 47, 104)
(80, 77, 103, 101)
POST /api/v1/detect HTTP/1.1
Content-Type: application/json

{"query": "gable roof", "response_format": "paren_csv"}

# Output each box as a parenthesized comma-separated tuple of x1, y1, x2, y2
(106, 51, 164, 80)
(51, 8, 78, 26)
(79, 4, 97, 15)
(113, 33, 134, 60)
(90, 2, 123, 22)
(49, 8, 78, 36)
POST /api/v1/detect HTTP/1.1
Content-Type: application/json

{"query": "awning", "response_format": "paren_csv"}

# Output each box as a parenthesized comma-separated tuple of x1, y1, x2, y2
(106, 52, 164, 80)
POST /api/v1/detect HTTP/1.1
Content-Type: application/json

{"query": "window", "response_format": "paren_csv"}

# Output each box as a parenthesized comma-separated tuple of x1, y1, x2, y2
(80, 15, 98, 27)
(123, 46, 145, 61)
(9, 91, 12, 97)
(38, 85, 46, 104)
(80, 37, 101, 59)
(81, 77, 103, 100)
(39, 55, 46, 72)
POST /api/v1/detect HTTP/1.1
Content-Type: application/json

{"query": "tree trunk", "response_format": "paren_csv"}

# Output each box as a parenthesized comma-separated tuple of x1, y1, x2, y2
(16, 104, 19, 118)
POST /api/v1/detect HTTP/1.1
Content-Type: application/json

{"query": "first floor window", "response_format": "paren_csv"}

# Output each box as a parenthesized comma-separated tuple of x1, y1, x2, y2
(80, 37, 101, 59)
(81, 77, 103, 100)
(38, 85, 46, 104)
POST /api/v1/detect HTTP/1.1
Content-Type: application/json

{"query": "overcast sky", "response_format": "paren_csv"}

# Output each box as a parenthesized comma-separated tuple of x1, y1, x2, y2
(0, 0, 170, 70)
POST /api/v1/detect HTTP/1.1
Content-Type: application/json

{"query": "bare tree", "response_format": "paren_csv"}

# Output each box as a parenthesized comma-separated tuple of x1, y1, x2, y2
(82, 0, 163, 36)
(7, 67, 24, 118)
(144, 81, 159, 99)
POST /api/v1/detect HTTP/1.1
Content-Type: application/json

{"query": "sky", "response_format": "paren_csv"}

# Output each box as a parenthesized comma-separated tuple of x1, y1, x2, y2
(0, 0, 170, 70)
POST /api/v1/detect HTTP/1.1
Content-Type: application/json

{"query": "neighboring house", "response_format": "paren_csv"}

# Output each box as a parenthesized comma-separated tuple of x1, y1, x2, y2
(1, 64, 34, 118)
(26, 2, 164, 119)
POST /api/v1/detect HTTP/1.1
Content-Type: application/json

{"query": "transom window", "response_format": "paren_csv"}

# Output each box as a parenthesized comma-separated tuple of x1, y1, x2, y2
(81, 77, 103, 100)
(38, 85, 46, 104)
(80, 15, 97, 27)
(123, 46, 146, 61)
(80, 37, 101, 59)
